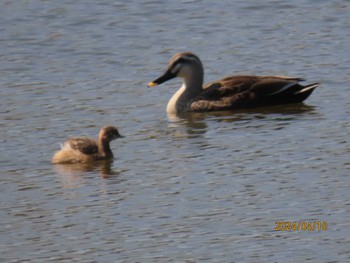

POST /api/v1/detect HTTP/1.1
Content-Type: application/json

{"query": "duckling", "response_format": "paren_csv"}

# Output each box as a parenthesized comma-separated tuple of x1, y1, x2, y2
(148, 52, 319, 113)
(51, 126, 123, 164)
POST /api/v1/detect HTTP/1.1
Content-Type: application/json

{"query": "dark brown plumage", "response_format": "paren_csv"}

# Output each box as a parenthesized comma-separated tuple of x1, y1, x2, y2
(148, 52, 319, 113)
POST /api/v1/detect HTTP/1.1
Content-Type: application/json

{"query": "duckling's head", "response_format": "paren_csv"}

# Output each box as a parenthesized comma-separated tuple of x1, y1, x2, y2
(148, 52, 203, 87)
(99, 126, 124, 142)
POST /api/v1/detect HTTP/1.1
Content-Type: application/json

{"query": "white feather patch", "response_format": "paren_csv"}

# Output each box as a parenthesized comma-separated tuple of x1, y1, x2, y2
(167, 84, 186, 114)
(294, 83, 319, 94)
(60, 141, 72, 150)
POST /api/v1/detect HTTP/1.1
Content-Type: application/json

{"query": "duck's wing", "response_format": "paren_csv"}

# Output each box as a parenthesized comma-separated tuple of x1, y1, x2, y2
(204, 75, 305, 95)
(189, 76, 257, 111)
(202, 75, 260, 96)
(66, 137, 98, 155)
(248, 76, 319, 104)
(249, 76, 305, 95)
(191, 75, 315, 111)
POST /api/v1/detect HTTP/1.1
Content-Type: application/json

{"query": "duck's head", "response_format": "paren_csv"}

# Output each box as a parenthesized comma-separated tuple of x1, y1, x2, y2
(148, 52, 204, 87)
(99, 126, 124, 142)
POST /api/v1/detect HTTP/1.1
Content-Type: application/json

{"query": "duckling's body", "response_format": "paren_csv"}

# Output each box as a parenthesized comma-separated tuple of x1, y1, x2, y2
(148, 52, 319, 113)
(52, 126, 123, 164)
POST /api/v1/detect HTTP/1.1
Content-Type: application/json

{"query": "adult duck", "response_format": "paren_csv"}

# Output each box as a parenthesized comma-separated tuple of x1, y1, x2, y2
(148, 52, 319, 114)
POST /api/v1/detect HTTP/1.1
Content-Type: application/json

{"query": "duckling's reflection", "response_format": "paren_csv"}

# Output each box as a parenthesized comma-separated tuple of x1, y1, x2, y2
(53, 160, 121, 188)
(167, 103, 317, 137)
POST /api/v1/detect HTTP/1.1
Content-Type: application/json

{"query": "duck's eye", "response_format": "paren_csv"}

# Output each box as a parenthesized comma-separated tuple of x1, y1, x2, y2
(170, 62, 182, 75)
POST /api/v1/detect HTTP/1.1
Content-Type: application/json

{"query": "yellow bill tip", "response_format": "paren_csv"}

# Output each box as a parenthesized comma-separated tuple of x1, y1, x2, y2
(148, 81, 158, 87)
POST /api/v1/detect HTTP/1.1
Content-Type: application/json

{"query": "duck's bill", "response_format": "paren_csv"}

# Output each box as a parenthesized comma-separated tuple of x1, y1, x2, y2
(148, 81, 158, 87)
(148, 70, 176, 87)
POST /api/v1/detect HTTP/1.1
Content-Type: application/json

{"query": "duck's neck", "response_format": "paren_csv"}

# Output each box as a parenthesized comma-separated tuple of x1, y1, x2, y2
(167, 71, 204, 113)
(98, 140, 113, 159)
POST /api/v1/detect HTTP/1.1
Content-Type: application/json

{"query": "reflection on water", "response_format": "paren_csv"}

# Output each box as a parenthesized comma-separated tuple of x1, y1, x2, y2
(53, 160, 121, 188)
(169, 103, 317, 122)
(167, 103, 318, 138)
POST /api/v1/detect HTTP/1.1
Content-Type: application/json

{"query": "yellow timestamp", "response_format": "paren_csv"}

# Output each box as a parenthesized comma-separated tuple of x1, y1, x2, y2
(275, 221, 328, 231)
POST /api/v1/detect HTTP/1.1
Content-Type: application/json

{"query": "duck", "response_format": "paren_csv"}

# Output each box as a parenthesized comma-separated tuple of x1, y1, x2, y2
(148, 52, 319, 113)
(51, 126, 123, 164)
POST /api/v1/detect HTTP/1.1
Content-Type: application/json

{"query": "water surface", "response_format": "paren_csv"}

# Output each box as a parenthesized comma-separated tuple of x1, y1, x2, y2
(1, 0, 350, 262)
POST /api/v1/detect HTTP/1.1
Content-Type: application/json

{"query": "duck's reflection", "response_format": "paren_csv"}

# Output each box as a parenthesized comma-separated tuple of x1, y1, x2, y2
(168, 103, 317, 138)
(53, 160, 121, 188)
(168, 103, 317, 134)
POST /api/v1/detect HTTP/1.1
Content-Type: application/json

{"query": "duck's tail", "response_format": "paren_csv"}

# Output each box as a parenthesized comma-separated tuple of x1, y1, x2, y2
(292, 82, 320, 103)
(294, 83, 320, 95)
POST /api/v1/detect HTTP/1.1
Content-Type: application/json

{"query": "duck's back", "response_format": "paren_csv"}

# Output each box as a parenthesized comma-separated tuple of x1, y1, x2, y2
(190, 75, 317, 111)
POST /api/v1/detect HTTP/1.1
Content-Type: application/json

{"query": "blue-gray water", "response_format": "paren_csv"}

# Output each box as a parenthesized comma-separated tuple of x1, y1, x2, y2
(1, 0, 349, 262)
